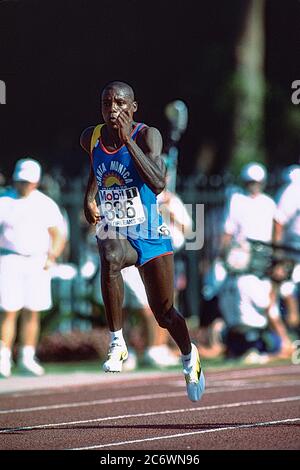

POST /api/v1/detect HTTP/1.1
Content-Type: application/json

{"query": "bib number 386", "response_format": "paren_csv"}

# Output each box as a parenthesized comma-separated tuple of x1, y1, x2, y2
(100, 186, 145, 227)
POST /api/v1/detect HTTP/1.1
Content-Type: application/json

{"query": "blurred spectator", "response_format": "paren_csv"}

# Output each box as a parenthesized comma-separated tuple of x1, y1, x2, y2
(220, 162, 275, 253)
(40, 171, 71, 262)
(38, 171, 79, 333)
(273, 164, 300, 330)
(212, 162, 293, 361)
(157, 188, 193, 308)
(218, 266, 294, 362)
(0, 158, 66, 378)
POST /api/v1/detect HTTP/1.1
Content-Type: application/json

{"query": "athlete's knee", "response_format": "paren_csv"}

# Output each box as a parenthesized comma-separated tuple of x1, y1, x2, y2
(155, 305, 182, 329)
(100, 245, 124, 273)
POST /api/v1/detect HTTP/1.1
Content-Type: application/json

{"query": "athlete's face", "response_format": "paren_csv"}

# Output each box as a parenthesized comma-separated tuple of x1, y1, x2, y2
(101, 87, 137, 129)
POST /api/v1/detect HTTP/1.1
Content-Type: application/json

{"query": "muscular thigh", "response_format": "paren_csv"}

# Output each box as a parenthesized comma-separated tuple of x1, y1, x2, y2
(139, 254, 174, 314)
(97, 237, 138, 269)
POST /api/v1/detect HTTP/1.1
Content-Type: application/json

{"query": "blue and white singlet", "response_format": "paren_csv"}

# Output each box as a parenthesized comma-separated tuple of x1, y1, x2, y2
(89, 122, 173, 266)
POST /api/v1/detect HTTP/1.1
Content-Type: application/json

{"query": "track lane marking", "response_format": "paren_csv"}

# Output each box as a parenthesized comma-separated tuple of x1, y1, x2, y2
(1, 380, 300, 415)
(0, 391, 185, 414)
(70, 417, 300, 450)
(0, 395, 299, 435)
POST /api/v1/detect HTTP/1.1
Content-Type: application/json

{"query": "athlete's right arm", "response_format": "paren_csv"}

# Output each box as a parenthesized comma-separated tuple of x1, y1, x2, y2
(80, 127, 101, 225)
(84, 165, 100, 225)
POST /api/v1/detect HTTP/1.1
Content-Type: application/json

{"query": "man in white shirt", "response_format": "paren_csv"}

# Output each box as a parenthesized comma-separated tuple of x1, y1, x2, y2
(274, 166, 300, 250)
(273, 165, 300, 329)
(218, 162, 292, 359)
(219, 162, 276, 293)
(0, 158, 66, 377)
(221, 162, 276, 249)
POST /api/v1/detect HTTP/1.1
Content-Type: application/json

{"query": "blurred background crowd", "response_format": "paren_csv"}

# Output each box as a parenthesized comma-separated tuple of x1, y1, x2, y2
(0, 0, 300, 374)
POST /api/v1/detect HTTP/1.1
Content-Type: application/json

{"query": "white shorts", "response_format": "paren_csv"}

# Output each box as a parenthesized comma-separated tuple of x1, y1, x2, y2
(0, 254, 52, 312)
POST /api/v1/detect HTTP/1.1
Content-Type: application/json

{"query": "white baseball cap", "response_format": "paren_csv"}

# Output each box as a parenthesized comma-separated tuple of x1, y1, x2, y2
(240, 162, 267, 183)
(13, 158, 41, 183)
(283, 164, 300, 184)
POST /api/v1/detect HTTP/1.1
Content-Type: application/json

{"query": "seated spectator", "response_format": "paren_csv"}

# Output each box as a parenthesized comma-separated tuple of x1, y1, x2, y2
(218, 259, 294, 362)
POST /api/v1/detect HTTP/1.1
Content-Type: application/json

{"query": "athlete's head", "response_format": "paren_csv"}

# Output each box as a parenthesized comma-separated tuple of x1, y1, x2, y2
(101, 81, 138, 129)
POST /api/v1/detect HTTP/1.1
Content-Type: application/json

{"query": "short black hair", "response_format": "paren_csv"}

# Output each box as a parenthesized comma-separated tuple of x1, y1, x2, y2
(102, 81, 135, 101)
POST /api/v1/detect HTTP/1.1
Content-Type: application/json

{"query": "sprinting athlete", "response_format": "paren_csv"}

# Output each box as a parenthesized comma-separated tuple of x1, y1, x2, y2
(80, 81, 204, 402)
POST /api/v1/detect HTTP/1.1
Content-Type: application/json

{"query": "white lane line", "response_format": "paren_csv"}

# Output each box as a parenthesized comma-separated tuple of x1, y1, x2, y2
(1, 380, 300, 415)
(0, 395, 299, 434)
(70, 417, 300, 450)
(0, 391, 185, 415)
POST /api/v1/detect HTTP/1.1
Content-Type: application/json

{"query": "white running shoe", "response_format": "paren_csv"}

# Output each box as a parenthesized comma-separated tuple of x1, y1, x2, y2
(103, 342, 128, 373)
(144, 345, 180, 368)
(18, 357, 45, 376)
(182, 343, 205, 402)
(0, 347, 12, 378)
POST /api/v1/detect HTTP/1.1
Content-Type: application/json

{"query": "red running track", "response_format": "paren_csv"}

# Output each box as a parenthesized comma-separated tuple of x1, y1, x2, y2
(0, 364, 299, 451)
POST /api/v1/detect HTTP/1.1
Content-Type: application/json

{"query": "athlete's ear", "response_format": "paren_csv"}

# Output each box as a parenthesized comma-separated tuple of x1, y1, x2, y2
(132, 101, 138, 113)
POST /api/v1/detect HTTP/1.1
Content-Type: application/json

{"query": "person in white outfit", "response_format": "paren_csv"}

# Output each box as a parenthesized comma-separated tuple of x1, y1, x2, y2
(218, 162, 292, 359)
(0, 158, 66, 377)
(273, 165, 300, 329)
(221, 162, 276, 250)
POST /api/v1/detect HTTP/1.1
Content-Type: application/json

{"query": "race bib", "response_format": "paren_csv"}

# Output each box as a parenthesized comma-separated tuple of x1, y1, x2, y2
(99, 187, 145, 227)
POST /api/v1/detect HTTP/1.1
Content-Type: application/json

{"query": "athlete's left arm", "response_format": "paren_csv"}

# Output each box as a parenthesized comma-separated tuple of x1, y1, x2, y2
(126, 126, 166, 195)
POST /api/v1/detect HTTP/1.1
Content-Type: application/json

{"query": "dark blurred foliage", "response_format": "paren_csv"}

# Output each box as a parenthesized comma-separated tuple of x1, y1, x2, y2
(0, 0, 299, 178)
